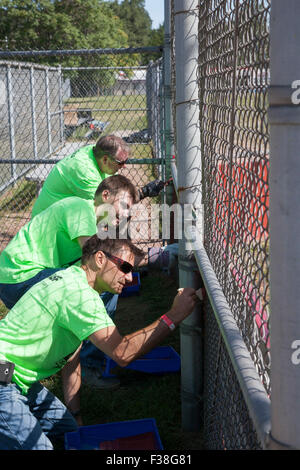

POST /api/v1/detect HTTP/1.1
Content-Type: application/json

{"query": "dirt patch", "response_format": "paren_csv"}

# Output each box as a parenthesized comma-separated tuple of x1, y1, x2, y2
(0, 212, 31, 252)
(63, 104, 79, 126)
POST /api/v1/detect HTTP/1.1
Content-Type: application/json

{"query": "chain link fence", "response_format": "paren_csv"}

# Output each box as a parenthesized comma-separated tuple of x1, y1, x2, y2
(203, 298, 262, 450)
(0, 2, 273, 449)
(0, 48, 164, 252)
(170, 0, 271, 449)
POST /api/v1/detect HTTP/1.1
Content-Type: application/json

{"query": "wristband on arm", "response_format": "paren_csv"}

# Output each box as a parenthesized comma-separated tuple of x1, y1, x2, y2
(160, 314, 176, 331)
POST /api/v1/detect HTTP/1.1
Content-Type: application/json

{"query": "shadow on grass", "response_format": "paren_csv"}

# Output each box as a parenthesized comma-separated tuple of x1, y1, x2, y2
(0, 180, 37, 213)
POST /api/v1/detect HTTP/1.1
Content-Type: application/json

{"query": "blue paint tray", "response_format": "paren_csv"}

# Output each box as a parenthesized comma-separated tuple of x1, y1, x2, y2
(120, 272, 140, 297)
(102, 346, 181, 378)
(65, 418, 163, 450)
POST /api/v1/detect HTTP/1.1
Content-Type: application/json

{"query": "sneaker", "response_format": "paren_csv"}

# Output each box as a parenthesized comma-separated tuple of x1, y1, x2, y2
(81, 367, 120, 390)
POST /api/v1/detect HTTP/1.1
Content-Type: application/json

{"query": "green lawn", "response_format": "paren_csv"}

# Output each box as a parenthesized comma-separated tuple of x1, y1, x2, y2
(65, 94, 148, 135)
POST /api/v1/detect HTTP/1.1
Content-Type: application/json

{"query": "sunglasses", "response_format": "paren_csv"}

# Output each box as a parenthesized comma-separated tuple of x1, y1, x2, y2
(108, 151, 128, 166)
(102, 250, 133, 274)
(113, 157, 128, 167)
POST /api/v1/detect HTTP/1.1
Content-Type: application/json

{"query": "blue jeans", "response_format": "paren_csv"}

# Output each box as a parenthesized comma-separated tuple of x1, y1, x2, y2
(80, 292, 119, 369)
(0, 382, 77, 450)
(0, 268, 64, 310)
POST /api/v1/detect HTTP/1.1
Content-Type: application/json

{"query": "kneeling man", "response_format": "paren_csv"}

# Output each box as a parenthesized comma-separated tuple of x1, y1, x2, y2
(0, 235, 197, 450)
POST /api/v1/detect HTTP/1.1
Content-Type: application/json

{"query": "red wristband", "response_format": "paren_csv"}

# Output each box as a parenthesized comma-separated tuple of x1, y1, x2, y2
(160, 314, 176, 331)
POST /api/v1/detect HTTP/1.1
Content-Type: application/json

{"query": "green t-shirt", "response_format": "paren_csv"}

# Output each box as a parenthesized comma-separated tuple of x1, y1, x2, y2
(0, 197, 97, 284)
(0, 266, 115, 394)
(31, 145, 110, 217)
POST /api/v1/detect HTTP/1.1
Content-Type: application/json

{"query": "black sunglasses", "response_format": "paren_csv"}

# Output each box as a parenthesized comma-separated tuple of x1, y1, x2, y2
(113, 157, 128, 167)
(102, 250, 133, 274)
(108, 153, 128, 166)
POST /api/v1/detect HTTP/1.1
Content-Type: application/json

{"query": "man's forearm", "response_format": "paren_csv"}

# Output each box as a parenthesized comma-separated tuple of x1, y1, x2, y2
(113, 313, 174, 367)
(89, 288, 197, 371)
(61, 347, 82, 414)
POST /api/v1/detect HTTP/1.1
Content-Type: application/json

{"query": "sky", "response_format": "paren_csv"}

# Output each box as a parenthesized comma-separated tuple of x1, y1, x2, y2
(144, 0, 165, 29)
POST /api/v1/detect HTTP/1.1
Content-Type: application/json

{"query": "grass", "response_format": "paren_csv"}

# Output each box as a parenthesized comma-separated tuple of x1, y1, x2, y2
(0, 301, 7, 320)
(0, 179, 37, 214)
(65, 94, 148, 136)
(66, 95, 147, 109)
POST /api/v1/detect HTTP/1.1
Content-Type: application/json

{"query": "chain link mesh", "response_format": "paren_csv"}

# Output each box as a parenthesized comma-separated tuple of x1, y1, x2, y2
(170, 0, 271, 449)
(198, 0, 271, 389)
(199, 0, 270, 448)
(0, 49, 164, 252)
(203, 298, 262, 449)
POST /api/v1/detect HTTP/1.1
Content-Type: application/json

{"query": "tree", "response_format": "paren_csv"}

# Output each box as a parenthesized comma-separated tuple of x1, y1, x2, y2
(0, 0, 130, 53)
(145, 23, 164, 62)
(110, 0, 152, 48)
(0, 0, 141, 85)
(53, 0, 140, 86)
(0, 0, 83, 51)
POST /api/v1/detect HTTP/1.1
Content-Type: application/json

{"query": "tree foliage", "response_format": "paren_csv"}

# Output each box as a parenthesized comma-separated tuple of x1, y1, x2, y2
(0, 1, 130, 53)
(110, 0, 152, 48)
(146, 23, 164, 62)
(0, 0, 143, 82)
(0, 0, 163, 69)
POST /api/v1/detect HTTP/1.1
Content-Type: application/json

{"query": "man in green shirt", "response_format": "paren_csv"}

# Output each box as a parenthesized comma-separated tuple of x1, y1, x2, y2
(0, 235, 197, 450)
(28, 134, 168, 388)
(0, 174, 137, 309)
(31, 134, 166, 218)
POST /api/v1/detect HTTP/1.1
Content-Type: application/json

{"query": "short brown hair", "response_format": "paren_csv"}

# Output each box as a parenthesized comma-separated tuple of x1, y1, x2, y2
(93, 134, 130, 160)
(95, 174, 138, 203)
(81, 235, 145, 264)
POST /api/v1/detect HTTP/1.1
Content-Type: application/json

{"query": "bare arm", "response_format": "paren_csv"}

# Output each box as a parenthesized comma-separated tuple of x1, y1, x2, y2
(89, 288, 197, 368)
(61, 345, 83, 425)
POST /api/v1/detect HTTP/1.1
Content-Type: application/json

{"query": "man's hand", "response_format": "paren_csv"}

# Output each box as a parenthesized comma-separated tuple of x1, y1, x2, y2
(139, 180, 166, 199)
(168, 288, 198, 325)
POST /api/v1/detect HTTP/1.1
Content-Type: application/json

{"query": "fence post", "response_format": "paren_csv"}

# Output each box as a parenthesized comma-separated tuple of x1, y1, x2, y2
(30, 66, 38, 160)
(45, 68, 52, 155)
(6, 64, 16, 182)
(164, 0, 175, 206)
(174, 0, 203, 431)
(58, 65, 64, 145)
(268, 0, 300, 450)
